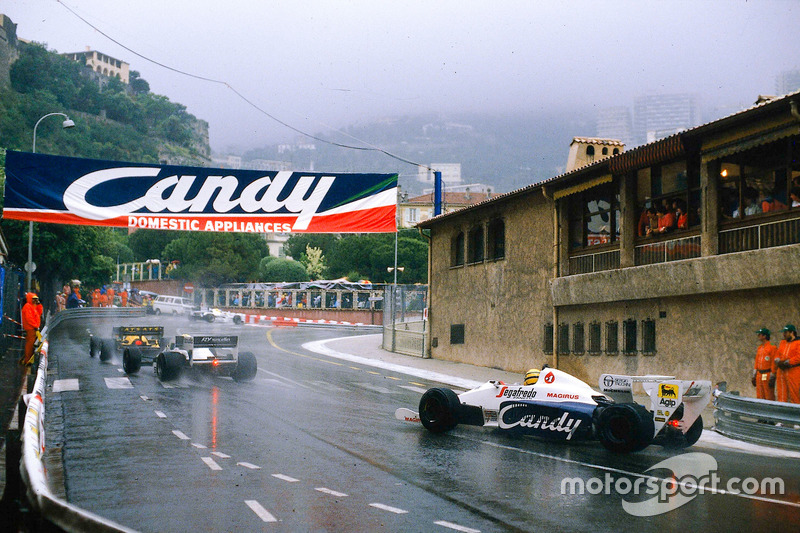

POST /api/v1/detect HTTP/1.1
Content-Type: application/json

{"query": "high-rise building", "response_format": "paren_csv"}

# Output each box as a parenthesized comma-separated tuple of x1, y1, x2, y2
(633, 93, 699, 146)
(776, 69, 800, 95)
(596, 107, 633, 147)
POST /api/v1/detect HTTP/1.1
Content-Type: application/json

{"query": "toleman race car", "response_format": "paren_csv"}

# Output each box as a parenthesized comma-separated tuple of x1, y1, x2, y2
(395, 367, 711, 453)
(190, 307, 245, 324)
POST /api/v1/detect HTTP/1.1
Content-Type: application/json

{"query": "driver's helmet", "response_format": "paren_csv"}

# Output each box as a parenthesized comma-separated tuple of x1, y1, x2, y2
(524, 368, 540, 386)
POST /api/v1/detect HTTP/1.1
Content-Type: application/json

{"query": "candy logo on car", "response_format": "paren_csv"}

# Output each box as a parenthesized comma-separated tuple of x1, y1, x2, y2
(498, 402, 585, 440)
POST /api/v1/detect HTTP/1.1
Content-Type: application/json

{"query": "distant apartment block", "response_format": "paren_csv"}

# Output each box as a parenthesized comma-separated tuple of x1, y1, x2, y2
(596, 106, 633, 147)
(211, 155, 242, 169)
(633, 93, 699, 145)
(63, 46, 129, 84)
(417, 163, 462, 186)
(246, 159, 294, 171)
(776, 68, 800, 95)
(398, 190, 491, 229)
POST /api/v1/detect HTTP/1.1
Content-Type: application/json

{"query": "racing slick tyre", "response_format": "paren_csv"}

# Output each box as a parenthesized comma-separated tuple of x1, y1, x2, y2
(99, 339, 115, 362)
(232, 351, 257, 382)
(154, 308, 161, 315)
(419, 387, 460, 433)
(89, 336, 100, 358)
(205, 314, 215, 323)
(233, 315, 243, 325)
(156, 352, 182, 381)
(658, 415, 704, 449)
(123, 346, 143, 374)
(595, 403, 654, 453)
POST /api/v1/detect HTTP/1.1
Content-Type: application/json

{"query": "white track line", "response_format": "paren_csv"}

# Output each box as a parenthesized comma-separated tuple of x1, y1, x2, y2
(434, 520, 481, 533)
(212, 452, 230, 458)
(201, 457, 222, 471)
(140, 395, 150, 401)
(192, 443, 207, 449)
(52, 379, 80, 392)
(154, 410, 167, 418)
(272, 474, 299, 482)
(315, 487, 348, 497)
(104, 377, 133, 389)
(245, 500, 277, 523)
(172, 430, 190, 440)
(369, 503, 408, 514)
(238, 462, 261, 470)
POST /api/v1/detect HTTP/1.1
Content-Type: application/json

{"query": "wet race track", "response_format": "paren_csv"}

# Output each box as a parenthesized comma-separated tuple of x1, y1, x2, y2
(45, 316, 800, 532)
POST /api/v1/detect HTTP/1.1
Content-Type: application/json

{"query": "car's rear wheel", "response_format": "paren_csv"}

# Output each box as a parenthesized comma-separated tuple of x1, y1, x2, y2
(99, 339, 114, 362)
(419, 387, 460, 433)
(123, 346, 143, 374)
(232, 351, 257, 382)
(595, 403, 654, 453)
(233, 315, 243, 325)
(154, 308, 161, 315)
(89, 336, 100, 358)
(156, 352, 182, 381)
(205, 314, 215, 323)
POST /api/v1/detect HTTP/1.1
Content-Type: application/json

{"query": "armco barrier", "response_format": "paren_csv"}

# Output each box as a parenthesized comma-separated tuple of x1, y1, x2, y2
(713, 391, 800, 451)
(19, 307, 142, 532)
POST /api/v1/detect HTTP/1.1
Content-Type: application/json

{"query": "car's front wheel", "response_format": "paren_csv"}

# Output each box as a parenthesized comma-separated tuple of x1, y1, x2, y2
(232, 351, 257, 382)
(89, 336, 100, 358)
(595, 403, 654, 453)
(419, 387, 460, 433)
(205, 314, 215, 323)
(99, 339, 115, 362)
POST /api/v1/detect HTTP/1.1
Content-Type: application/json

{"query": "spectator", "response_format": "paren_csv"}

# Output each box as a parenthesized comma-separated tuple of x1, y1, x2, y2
(55, 290, 67, 312)
(21, 293, 43, 366)
(675, 199, 689, 230)
(67, 285, 83, 309)
(120, 288, 128, 307)
(645, 208, 659, 236)
(752, 328, 777, 401)
(790, 186, 800, 208)
(775, 324, 800, 404)
(656, 205, 675, 234)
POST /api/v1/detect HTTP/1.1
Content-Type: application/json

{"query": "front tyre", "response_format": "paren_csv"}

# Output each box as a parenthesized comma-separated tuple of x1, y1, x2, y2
(205, 314, 215, 323)
(419, 387, 460, 433)
(99, 339, 115, 362)
(89, 336, 100, 358)
(595, 403, 654, 453)
(232, 351, 257, 382)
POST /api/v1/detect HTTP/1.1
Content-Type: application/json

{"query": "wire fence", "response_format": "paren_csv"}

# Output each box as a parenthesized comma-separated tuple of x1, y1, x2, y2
(381, 284, 428, 358)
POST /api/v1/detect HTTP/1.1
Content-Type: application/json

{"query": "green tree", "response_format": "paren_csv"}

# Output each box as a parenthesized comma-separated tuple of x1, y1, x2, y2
(127, 229, 182, 261)
(162, 232, 269, 286)
(303, 245, 325, 280)
(283, 234, 338, 260)
(259, 258, 309, 282)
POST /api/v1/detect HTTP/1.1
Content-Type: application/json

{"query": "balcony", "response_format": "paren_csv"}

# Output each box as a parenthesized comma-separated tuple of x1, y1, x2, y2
(720, 215, 800, 254)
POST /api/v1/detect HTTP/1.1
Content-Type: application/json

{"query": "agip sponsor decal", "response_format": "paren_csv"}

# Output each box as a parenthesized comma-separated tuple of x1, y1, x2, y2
(658, 384, 679, 398)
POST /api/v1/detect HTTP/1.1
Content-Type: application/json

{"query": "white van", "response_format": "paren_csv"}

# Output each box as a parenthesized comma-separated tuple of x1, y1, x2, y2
(152, 295, 194, 316)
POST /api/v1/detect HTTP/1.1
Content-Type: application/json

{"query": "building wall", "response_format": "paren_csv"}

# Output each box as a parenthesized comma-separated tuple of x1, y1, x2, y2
(428, 191, 554, 373)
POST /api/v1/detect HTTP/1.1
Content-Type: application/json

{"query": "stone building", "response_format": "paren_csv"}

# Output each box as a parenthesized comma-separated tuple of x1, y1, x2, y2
(399, 191, 493, 229)
(419, 91, 800, 396)
(63, 47, 130, 84)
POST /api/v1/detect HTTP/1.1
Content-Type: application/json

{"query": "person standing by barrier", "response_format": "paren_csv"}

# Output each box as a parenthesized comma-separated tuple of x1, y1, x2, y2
(753, 328, 777, 401)
(21, 293, 43, 366)
(120, 288, 128, 307)
(775, 324, 800, 404)
(774, 325, 797, 402)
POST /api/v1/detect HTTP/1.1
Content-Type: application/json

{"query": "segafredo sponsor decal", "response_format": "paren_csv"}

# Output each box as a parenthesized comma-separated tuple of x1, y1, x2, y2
(495, 386, 537, 399)
(498, 402, 586, 440)
(3, 151, 397, 233)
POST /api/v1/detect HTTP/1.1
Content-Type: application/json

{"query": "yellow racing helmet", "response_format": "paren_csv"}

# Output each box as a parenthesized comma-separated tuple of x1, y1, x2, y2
(524, 368, 540, 386)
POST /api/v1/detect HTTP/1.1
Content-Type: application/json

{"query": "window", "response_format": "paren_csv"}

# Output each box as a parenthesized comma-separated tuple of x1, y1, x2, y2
(602, 147, 609, 156)
(586, 145, 595, 156)
(572, 322, 585, 355)
(569, 182, 621, 249)
(467, 225, 484, 263)
(487, 219, 505, 260)
(623, 319, 637, 354)
(718, 139, 798, 221)
(543, 323, 554, 354)
(558, 323, 570, 355)
(606, 321, 618, 354)
(643, 319, 656, 354)
(451, 232, 465, 267)
(408, 208, 418, 223)
(637, 158, 701, 237)
(589, 322, 602, 355)
(450, 324, 465, 345)
(613, 148, 620, 155)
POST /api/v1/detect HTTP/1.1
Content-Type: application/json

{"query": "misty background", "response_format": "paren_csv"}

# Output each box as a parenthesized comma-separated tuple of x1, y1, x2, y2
(3, 0, 799, 193)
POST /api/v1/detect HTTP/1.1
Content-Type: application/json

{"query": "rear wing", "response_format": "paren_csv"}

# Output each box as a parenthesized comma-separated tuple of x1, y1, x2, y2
(113, 326, 164, 337)
(175, 335, 238, 349)
(599, 373, 712, 436)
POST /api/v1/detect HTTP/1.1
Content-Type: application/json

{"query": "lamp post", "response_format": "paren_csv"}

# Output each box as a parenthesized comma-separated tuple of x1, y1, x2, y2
(27, 113, 75, 291)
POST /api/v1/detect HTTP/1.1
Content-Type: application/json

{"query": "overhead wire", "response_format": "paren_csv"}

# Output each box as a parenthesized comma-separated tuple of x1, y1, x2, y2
(55, 0, 435, 172)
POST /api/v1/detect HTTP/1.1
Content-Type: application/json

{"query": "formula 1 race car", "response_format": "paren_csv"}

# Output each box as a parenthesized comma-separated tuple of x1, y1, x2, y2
(395, 368, 711, 453)
(126, 333, 257, 383)
(189, 307, 245, 325)
(90, 326, 165, 372)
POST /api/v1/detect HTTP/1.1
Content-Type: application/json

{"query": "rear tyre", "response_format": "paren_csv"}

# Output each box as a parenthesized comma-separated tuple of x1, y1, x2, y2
(419, 387, 460, 433)
(233, 315, 243, 325)
(123, 346, 143, 374)
(205, 314, 215, 323)
(99, 339, 115, 362)
(89, 336, 100, 358)
(595, 403, 654, 453)
(156, 352, 182, 381)
(232, 351, 257, 382)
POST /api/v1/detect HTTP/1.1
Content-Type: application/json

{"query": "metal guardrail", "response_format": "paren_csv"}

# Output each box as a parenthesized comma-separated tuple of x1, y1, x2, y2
(713, 391, 800, 451)
(15, 308, 144, 532)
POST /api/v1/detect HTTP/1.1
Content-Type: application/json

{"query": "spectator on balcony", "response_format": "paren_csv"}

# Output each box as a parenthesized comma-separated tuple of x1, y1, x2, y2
(790, 186, 800, 208)
(675, 199, 689, 230)
(734, 188, 762, 218)
(655, 204, 675, 234)
(638, 207, 656, 236)
(752, 328, 776, 401)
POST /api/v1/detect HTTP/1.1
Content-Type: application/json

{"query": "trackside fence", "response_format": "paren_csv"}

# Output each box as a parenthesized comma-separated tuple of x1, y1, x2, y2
(14, 307, 143, 532)
(381, 285, 428, 358)
(713, 391, 800, 451)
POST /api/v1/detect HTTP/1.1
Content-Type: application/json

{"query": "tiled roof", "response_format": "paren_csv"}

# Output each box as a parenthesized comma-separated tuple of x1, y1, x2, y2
(570, 137, 625, 146)
(404, 192, 493, 206)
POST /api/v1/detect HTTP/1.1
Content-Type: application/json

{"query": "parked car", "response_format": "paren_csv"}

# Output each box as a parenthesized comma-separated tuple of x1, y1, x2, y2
(152, 295, 194, 316)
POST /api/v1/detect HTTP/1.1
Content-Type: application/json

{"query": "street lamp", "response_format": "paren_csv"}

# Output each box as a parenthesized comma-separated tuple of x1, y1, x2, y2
(27, 112, 75, 291)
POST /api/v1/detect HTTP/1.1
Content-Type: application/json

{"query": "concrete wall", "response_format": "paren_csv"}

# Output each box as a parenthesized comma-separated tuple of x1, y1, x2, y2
(429, 190, 555, 373)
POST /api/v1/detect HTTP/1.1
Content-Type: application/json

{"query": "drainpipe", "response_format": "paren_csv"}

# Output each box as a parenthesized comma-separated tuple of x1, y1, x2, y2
(418, 226, 432, 358)
(542, 187, 559, 369)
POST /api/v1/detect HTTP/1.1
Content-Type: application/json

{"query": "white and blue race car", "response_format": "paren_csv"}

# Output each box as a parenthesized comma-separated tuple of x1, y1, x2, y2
(395, 367, 711, 453)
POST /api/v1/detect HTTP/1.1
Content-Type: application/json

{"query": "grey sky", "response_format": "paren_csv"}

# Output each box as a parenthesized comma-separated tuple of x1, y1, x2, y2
(4, 1, 799, 152)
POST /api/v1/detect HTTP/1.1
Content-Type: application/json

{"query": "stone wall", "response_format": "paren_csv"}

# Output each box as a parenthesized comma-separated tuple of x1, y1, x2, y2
(0, 14, 19, 88)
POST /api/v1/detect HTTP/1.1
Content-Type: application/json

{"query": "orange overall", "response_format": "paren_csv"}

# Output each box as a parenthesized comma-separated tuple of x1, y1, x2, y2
(775, 340, 792, 403)
(781, 340, 800, 404)
(21, 293, 43, 365)
(754, 342, 777, 401)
